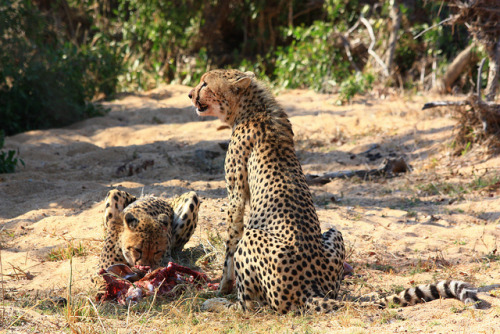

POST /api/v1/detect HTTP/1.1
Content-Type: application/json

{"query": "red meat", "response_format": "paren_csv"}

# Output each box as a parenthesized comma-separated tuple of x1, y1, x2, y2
(97, 262, 216, 305)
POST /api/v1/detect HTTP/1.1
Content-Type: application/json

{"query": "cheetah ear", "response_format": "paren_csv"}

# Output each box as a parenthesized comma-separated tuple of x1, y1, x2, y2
(124, 212, 139, 230)
(243, 71, 255, 78)
(158, 214, 170, 230)
(232, 74, 253, 91)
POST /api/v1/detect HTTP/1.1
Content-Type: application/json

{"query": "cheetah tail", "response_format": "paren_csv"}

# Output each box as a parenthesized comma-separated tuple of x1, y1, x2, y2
(306, 280, 481, 313)
(369, 280, 482, 309)
(304, 296, 345, 313)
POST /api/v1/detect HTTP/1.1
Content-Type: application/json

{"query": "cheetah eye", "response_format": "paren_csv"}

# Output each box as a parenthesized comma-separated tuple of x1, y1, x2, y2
(134, 248, 142, 254)
(201, 82, 207, 88)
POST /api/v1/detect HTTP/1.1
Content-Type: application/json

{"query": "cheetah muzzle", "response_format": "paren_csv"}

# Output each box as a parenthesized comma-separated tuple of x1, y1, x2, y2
(96, 189, 200, 272)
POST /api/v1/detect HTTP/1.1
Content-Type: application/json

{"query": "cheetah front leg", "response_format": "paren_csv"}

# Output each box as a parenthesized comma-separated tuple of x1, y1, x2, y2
(103, 189, 137, 230)
(95, 189, 137, 296)
(219, 194, 246, 294)
(170, 191, 201, 251)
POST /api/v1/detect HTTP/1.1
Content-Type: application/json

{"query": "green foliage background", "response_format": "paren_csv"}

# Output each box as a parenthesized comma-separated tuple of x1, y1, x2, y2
(1, 0, 473, 137)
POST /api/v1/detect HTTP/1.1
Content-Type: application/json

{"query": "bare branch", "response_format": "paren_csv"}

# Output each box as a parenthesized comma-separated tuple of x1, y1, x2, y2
(339, 35, 361, 72)
(292, 0, 323, 20)
(360, 17, 389, 76)
(477, 57, 487, 98)
(485, 38, 500, 101)
(413, 17, 453, 39)
(434, 43, 477, 93)
(346, 19, 360, 35)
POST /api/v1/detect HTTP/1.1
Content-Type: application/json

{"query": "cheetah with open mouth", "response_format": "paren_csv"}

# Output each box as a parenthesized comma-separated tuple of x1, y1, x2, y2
(189, 69, 482, 313)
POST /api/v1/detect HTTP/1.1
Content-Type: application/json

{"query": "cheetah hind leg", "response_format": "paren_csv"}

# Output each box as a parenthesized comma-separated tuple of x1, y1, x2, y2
(203, 229, 349, 314)
(322, 227, 353, 278)
(321, 227, 346, 284)
(170, 191, 200, 251)
(103, 189, 137, 230)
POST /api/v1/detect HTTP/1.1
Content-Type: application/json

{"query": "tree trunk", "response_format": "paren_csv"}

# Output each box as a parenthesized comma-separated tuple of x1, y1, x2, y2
(485, 39, 500, 101)
(195, 0, 231, 58)
(386, 0, 401, 73)
(434, 44, 477, 93)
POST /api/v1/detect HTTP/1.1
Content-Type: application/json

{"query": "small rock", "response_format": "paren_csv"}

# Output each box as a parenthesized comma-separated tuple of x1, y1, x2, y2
(201, 298, 232, 312)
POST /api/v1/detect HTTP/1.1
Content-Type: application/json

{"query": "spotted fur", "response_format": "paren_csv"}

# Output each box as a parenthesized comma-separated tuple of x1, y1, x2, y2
(190, 69, 482, 313)
(98, 189, 200, 270)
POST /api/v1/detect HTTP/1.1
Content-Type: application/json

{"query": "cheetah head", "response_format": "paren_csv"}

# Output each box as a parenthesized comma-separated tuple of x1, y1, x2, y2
(120, 212, 170, 268)
(188, 69, 255, 125)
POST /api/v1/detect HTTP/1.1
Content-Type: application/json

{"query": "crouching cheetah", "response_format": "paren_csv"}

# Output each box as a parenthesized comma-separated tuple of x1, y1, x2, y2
(189, 69, 482, 313)
(97, 189, 200, 271)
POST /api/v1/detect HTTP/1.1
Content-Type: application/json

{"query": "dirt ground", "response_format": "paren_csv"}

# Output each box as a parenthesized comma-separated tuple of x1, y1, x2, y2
(1, 85, 499, 333)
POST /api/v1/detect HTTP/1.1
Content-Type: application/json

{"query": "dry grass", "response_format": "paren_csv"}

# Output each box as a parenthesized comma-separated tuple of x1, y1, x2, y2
(1, 90, 499, 333)
(2, 231, 498, 333)
(451, 97, 500, 155)
(47, 242, 88, 262)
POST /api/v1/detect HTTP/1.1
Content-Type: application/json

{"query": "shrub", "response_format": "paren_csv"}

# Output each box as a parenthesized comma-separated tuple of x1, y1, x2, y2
(0, 130, 24, 174)
(338, 72, 374, 103)
(0, 1, 120, 136)
(273, 22, 351, 92)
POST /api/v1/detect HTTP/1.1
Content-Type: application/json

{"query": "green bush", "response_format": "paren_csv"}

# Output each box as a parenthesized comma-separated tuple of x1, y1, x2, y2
(106, 0, 202, 90)
(338, 72, 374, 103)
(273, 22, 351, 92)
(0, 0, 476, 139)
(0, 1, 120, 136)
(0, 131, 24, 174)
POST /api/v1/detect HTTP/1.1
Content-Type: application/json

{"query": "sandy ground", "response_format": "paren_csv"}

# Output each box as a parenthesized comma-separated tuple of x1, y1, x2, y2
(1, 85, 499, 333)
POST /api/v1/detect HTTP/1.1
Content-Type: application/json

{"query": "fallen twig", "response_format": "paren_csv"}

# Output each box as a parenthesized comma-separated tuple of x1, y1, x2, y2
(422, 94, 500, 153)
(306, 157, 410, 186)
(6, 263, 34, 280)
(422, 100, 469, 109)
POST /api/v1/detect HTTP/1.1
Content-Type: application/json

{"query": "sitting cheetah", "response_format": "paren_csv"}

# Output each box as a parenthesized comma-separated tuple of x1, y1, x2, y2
(98, 189, 200, 271)
(189, 69, 481, 313)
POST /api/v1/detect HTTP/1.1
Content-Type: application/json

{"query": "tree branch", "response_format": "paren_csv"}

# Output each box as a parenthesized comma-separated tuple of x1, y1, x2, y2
(360, 17, 389, 76)
(413, 17, 453, 40)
